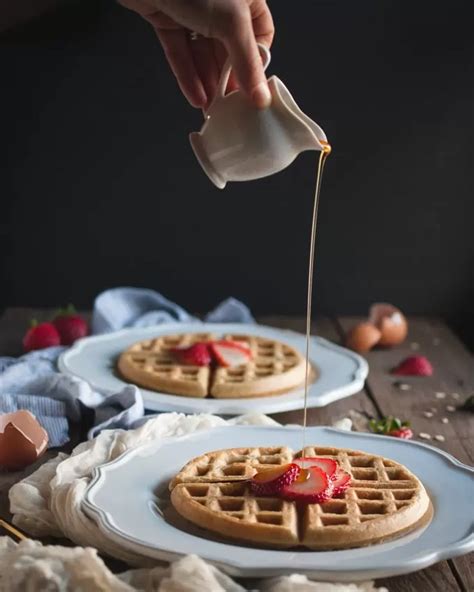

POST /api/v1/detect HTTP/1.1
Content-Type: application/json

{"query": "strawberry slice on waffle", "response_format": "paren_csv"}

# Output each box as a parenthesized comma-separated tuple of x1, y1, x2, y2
(209, 340, 252, 367)
(250, 463, 300, 496)
(281, 466, 334, 503)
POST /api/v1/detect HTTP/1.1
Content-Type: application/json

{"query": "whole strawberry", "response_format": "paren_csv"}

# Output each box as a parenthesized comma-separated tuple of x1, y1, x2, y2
(53, 304, 88, 346)
(23, 321, 60, 352)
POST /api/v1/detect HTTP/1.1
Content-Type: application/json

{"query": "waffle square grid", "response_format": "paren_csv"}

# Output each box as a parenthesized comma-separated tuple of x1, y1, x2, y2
(170, 446, 430, 550)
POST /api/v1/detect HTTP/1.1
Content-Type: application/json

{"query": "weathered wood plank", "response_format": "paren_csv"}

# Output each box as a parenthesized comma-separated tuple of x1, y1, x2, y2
(336, 317, 473, 460)
(337, 315, 473, 592)
(450, 554, 474, 592)
(377, 562, 463, 592)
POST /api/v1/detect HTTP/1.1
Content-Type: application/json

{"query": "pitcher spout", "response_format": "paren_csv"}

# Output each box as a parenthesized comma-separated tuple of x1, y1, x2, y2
(269, 77, 328, 153)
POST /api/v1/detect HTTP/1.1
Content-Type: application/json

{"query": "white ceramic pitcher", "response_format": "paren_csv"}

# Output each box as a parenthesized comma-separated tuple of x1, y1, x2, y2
(189, 44, 328, 189)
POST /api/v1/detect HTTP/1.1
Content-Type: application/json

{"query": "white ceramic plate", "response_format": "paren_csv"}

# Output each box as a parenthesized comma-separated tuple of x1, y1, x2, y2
(83, 425, 474, 581)
(58, 323, 367, 414)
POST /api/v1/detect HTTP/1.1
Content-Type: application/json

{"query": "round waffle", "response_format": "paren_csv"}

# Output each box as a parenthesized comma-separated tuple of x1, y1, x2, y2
(169, 446, 431, 550)
(118, 333, 308, 399)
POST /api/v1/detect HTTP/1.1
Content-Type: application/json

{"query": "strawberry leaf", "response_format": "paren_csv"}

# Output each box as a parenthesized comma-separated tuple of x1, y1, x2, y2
(53, 303, 77, 320)
(369, 416, 410, 436)
(460, 395, 474, 412)
(369, 419, 379, 433)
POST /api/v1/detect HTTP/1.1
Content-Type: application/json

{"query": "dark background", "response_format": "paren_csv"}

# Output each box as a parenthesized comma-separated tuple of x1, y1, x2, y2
(1, 1, 472, 345)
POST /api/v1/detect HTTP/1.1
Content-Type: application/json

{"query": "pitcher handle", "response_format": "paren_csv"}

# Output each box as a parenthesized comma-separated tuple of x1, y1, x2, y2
(204, 43, 271, 117)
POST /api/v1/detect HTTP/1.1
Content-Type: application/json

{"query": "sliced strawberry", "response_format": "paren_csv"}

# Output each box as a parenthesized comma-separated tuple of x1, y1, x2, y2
(170, 342, 211, 366)
(209, 341, 252, 367)
(293, 457, 338, 479)
(215, 339, 252, 356)
(391, 355, 433, 376)
(331, 468, 351, 497)
(388, 426, 413, 440)
(281, 466, 333, 503)
(250, 463, 300, 496)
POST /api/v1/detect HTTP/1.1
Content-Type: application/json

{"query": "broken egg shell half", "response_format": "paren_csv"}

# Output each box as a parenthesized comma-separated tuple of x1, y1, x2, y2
(345, 322, 382, 353)
(0, 410, 48, 471)
(369, 303, 408, 346)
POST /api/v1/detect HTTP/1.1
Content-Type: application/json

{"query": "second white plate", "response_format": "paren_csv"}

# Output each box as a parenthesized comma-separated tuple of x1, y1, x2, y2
(58, 323, 367, 414)
(83, 425, 474, 580)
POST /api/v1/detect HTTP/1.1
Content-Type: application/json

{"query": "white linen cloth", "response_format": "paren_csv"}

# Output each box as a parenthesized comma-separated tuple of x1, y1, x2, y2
(0, 539, 387, 592)
(5, 413, 387, 592)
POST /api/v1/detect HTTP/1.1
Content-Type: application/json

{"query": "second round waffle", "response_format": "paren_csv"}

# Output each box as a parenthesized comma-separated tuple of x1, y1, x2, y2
(118, 333, 312, 398)
(170, 446, 431, 550)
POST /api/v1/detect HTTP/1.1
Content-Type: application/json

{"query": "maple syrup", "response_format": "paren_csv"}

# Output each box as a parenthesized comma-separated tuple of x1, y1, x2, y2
(301, 140, 331, 460)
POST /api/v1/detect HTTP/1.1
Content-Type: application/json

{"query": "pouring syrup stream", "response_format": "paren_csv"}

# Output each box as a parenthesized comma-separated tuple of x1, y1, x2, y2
(301, 140, 331, 463)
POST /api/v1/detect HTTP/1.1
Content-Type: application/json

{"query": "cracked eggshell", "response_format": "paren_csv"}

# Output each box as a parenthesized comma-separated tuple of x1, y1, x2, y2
(369, 303, 408, 346)
(0, 410, 48, 471)
(345, 322, 382, 353)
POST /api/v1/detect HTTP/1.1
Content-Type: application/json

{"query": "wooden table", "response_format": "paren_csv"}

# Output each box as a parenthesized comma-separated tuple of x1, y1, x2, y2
(0, 309, 472, 591)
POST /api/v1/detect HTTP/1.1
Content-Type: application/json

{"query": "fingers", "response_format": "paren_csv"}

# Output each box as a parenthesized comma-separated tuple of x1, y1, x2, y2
(118, 0, 276, 110)
(118, 0, 208, 108)
(225, 23, 271, 108)
(190, 38, 220, 109)
(250, 0, 275, 48)
(213, 1, 272, 108)
(117, 0, 153, 17)
(212, 39, 238, 94)
(155, 28, 207, 108)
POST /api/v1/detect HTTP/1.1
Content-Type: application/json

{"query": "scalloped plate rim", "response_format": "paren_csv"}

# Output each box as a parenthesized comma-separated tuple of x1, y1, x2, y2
(82, 425, 474, 580)
(58, 323, 368, 414)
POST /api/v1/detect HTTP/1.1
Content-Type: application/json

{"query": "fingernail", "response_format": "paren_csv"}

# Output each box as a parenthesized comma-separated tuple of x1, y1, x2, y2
(252, 82, 272, 109)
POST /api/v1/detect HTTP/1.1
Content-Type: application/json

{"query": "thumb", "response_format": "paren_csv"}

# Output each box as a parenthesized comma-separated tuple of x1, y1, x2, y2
(217, 10, 271, 108)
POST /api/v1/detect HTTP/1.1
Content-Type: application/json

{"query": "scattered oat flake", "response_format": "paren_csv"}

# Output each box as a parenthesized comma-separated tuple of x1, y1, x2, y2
(394, 381, 411, 391)
(435, 392, 446, 399)
(410, 342, 420, 350)
(434, 435, 445, 442)
(423, 411, 434, 418)
(451, 392, 460, 399)
(446, 405, 455, 412)
(419, 432, 431, 440)
(441, 417, 449, 424)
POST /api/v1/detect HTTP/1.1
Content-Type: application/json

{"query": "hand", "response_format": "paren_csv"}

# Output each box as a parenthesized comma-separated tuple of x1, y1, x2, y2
(118, 0, 274, 110)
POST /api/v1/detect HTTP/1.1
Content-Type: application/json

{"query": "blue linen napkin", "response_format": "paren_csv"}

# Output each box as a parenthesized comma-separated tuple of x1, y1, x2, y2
(0, 346, 143, 445)
(92, 287, 254, 333)
(0, 289, 254, 446)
